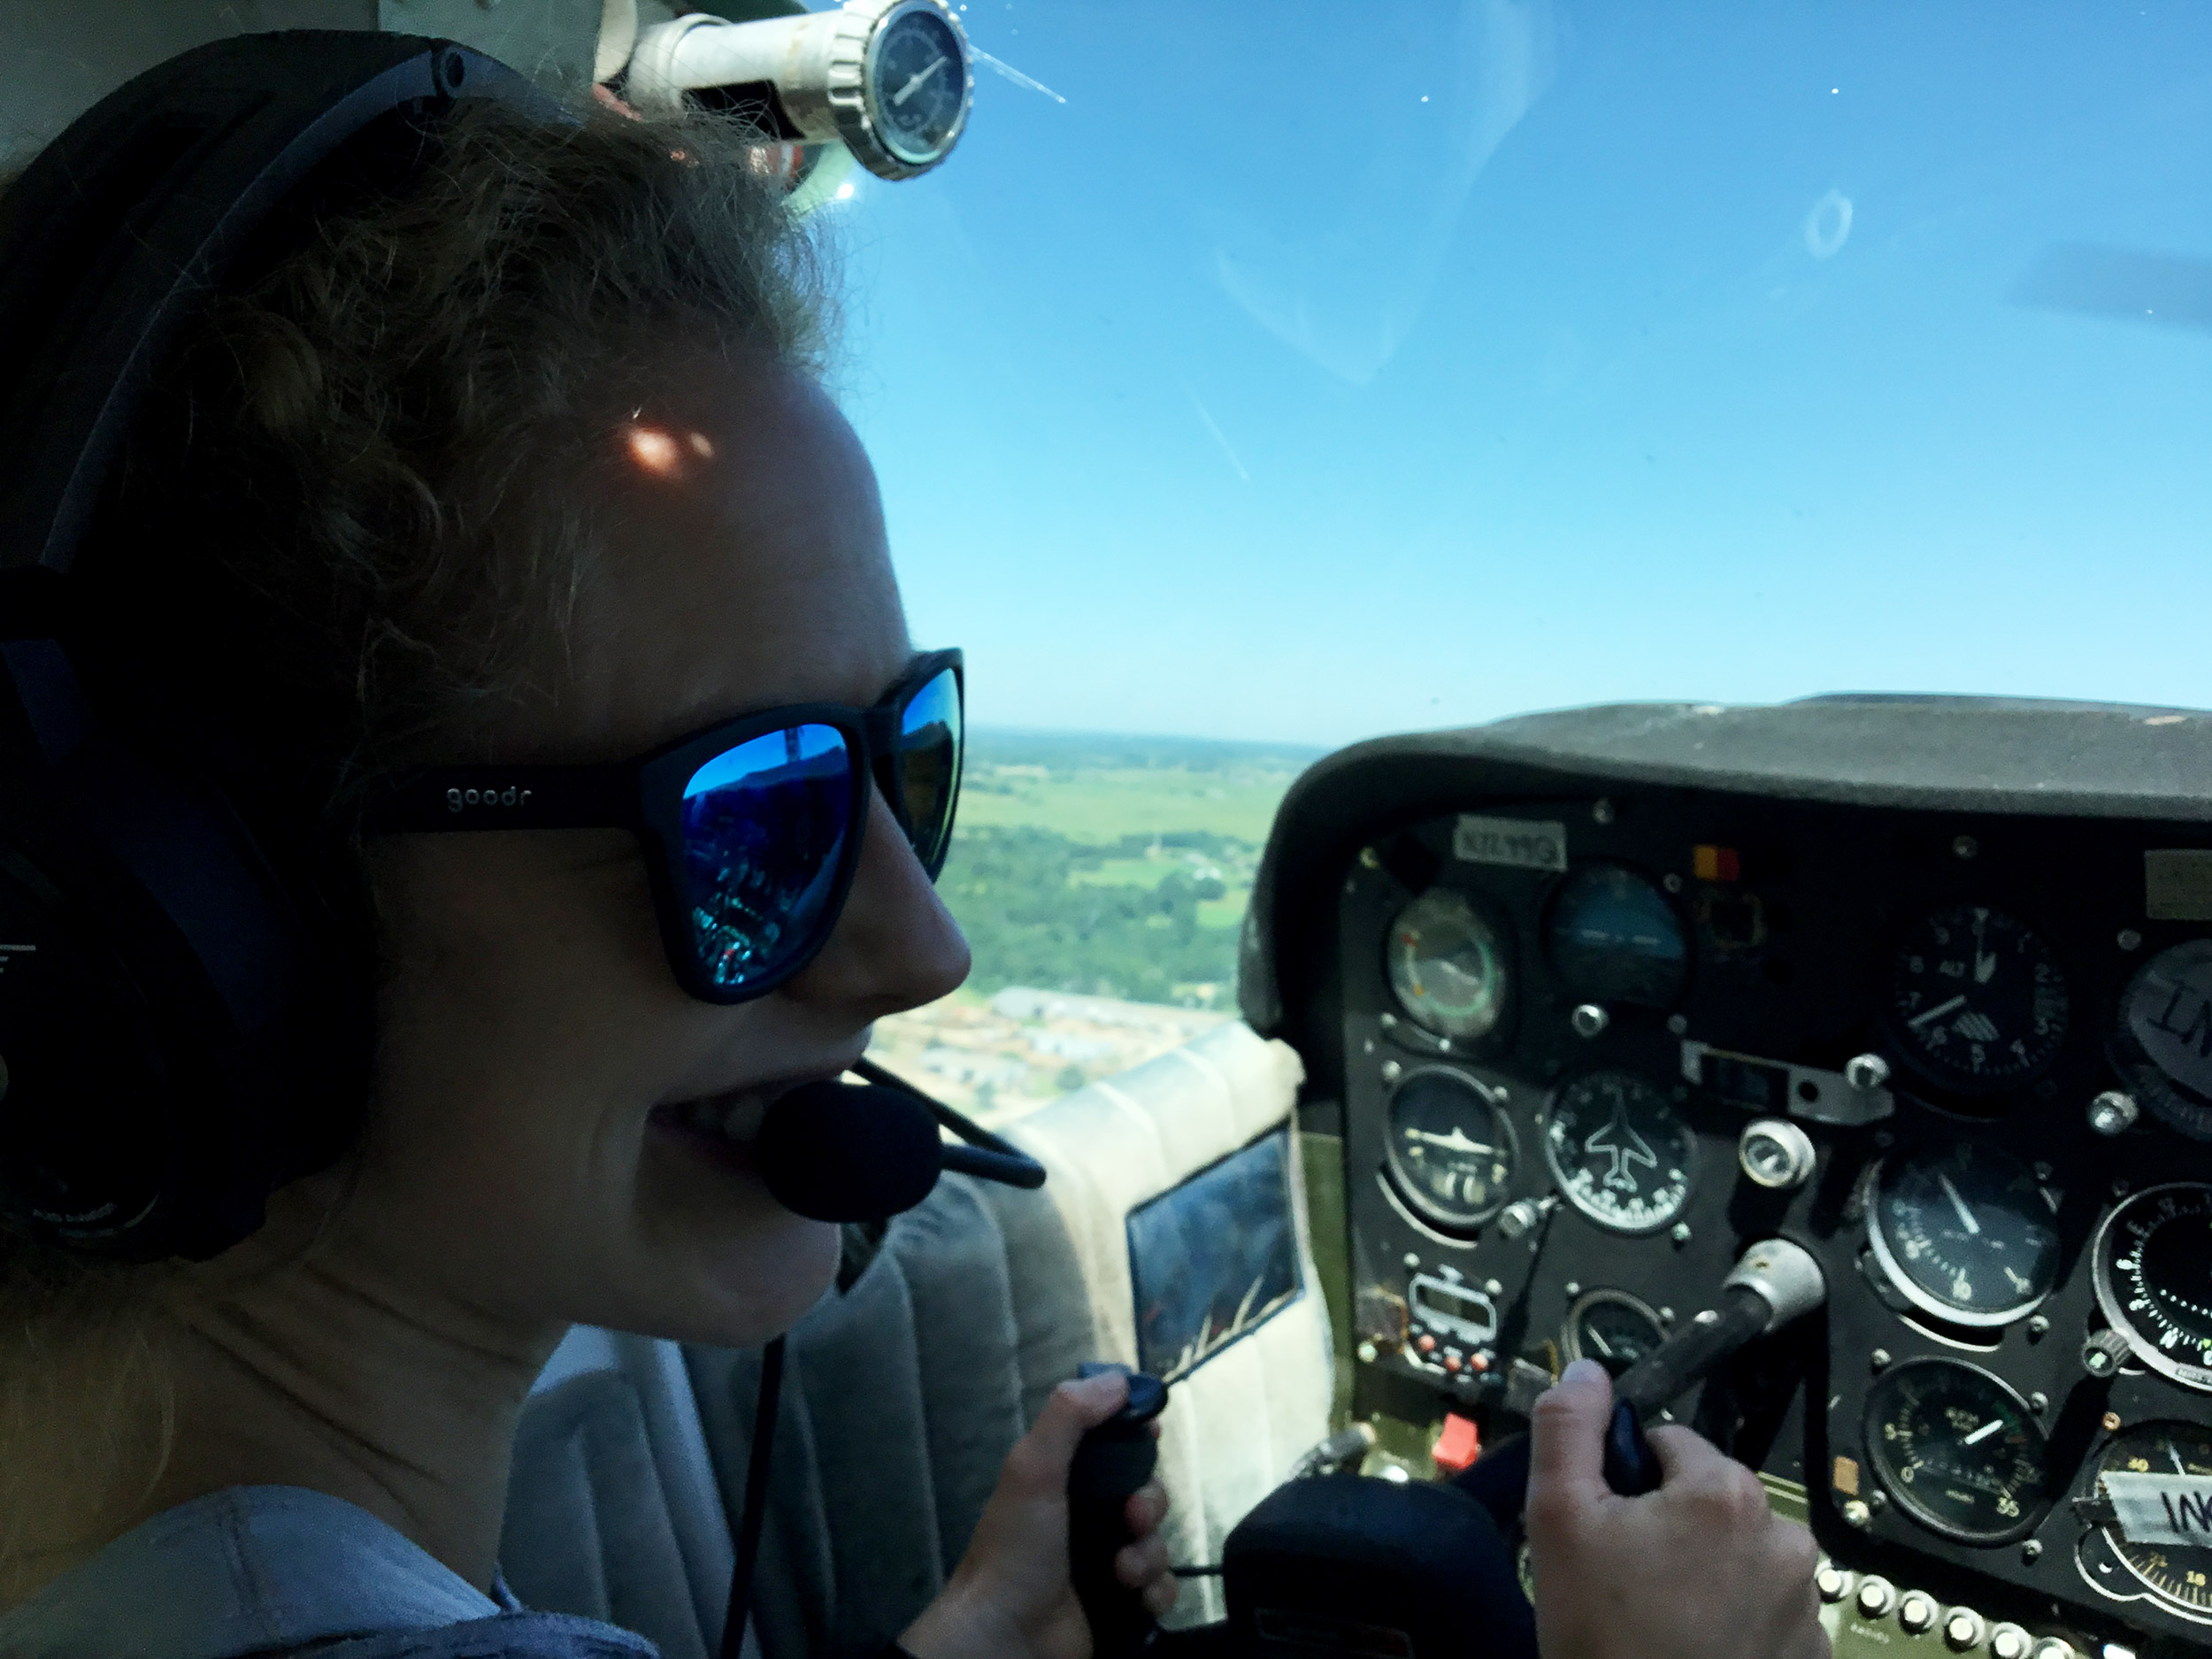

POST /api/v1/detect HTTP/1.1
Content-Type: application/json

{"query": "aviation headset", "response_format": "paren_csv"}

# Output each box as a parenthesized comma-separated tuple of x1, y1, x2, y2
(0, 33, 565, 1263)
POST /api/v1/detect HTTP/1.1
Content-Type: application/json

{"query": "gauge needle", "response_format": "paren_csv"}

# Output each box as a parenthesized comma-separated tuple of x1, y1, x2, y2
(1938, 1171, 1983, 1236)
(1586, 1328, 1616, 1358)
(894, 55, 949, 106)
(1973, 911, 1997, 984)
(1962, 1417, 2005, 1447)
(1409, 1129, 1494, 1153)
(2174, 1447, 2190, 1475)
(1909, 994, 1968, 1029)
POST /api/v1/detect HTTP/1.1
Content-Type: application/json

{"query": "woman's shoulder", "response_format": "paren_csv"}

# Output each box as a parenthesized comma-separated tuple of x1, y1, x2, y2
(0, 1485, 661, 1659)
(237, 1609, 663, 1659)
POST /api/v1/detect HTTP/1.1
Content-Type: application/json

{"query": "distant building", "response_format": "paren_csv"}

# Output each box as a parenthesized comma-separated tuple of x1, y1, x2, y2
(988, 986, 1227, 1038)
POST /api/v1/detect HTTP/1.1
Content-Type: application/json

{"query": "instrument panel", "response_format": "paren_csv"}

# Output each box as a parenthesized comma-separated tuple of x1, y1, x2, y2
(1337, 789, 2212, 1655)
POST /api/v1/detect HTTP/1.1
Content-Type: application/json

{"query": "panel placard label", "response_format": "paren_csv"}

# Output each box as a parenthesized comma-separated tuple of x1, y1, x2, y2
(1452, 814, 1567, 873)
(2104, 1471, 2212, 1548)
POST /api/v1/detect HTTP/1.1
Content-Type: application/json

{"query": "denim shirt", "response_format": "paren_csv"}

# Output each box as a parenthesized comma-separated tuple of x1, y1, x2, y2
(0, 1486, 662, 1659)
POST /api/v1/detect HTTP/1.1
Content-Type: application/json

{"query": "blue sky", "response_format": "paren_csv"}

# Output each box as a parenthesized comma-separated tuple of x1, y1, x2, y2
(829, 3, 2212, 747)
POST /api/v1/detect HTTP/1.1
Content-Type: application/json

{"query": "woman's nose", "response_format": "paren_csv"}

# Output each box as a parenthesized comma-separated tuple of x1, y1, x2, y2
(783, 784, 969, 1016)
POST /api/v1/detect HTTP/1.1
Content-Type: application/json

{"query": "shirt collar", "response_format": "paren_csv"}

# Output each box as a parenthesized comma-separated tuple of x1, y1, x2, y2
(0, 1485, 521, 1659)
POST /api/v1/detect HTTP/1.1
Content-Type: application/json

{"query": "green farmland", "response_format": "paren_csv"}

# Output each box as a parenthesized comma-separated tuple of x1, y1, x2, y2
(941, 730, 1319, 1009)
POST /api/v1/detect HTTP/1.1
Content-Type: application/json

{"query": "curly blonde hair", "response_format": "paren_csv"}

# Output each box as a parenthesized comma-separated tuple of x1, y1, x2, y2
(0, 93, 837, 1589)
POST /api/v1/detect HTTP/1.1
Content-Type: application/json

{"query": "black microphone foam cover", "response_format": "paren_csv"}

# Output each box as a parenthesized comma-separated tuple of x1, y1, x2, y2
(756, 1080, 944, 1222)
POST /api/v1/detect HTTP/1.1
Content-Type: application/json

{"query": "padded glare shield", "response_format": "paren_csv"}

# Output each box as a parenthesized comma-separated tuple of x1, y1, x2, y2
(0, 35, 559, 1260)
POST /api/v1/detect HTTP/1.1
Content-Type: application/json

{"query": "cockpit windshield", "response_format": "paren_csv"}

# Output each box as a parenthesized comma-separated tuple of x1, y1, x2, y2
(841, 4, 2212, 741)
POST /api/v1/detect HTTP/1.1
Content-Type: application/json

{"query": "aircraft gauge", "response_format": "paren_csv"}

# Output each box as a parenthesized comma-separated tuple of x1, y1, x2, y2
(1865, 1358, 2051, 1545)
(2093, 1183, 2212, 1391)
(2111, 940, 2212, 1140)
(2082, 1419, 2212, 1624)
(1542, 1071, 1696, 1235)
(1386, 888, 1509, 1043)
(1545, 864, 1688, 1008)
(1865, 1142, 2061, 1326)
(1384, 1069, 1519, 1233)
(1561, 1287, 1666, 1379)
(1886, 904, 2070, 1095)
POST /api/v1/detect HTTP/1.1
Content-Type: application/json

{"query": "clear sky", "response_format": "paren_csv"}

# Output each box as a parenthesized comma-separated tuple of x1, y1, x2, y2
(828, 3, 2212, 748)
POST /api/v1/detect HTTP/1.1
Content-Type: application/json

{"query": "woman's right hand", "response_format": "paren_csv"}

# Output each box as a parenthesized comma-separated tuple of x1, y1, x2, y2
(1525, 1359, 1831, 1659)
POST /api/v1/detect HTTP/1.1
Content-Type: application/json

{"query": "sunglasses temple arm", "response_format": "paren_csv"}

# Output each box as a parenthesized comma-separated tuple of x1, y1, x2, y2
(849, 1056, 1046, 1189)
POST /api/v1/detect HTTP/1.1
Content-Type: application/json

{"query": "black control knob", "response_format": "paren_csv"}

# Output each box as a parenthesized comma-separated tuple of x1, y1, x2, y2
(1068, 1363, 1170, 1659)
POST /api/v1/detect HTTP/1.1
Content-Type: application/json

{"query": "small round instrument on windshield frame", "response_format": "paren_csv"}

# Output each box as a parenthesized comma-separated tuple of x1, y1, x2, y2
(2093, 1182, 2212, 1392)
(1865, 1142, 2061, 1327)
(1886, 903, 2070, 1095)
(1542, 1070, 1696, 1235)
(2111, 940, 2212, 1141)
(1383, 1069, 1519, 1233)
(1865, 1357, 2051, 1545)
(1386, 887, 1509, 1043)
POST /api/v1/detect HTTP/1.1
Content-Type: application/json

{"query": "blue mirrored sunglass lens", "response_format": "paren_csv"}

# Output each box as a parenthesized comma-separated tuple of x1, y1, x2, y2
(897, 668, 962, 869)
(680, 723, 855, 989)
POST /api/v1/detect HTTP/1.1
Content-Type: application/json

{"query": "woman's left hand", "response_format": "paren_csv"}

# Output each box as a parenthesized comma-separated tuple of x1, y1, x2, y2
(899, 1370, 1178, 1659)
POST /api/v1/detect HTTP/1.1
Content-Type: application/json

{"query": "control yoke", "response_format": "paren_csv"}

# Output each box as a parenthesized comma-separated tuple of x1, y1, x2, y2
(1069, 1239, 1827, 1659)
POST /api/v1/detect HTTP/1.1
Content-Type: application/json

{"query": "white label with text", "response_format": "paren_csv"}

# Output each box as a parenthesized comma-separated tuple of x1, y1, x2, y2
(2105, 1472, 2212, 1548)
(1452, 814, 1568, 873)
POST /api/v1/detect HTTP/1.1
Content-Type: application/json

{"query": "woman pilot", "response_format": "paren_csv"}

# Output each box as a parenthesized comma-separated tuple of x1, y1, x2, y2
(0, 62, 1826, 1659)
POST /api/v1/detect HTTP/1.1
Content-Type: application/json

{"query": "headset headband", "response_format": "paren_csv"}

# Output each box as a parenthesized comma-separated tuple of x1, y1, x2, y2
(0, 31, 561, 584)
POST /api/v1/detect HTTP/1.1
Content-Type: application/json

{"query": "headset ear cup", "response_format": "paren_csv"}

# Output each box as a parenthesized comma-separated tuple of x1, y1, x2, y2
(0, 643, 362, 1262)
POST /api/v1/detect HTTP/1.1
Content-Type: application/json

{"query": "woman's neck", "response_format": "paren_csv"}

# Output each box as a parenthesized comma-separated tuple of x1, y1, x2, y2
(1, 1175, 565, 1614)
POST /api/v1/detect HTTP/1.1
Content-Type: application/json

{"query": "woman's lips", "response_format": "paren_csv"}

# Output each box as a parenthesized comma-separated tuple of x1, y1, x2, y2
(648, 1066, 853, 1176)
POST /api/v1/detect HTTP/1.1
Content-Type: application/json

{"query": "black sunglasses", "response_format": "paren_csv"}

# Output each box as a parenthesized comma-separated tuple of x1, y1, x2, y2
(364, 649, 963, 1003)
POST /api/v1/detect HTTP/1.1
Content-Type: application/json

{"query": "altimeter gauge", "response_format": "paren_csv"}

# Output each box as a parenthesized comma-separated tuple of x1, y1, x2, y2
(1866, 1142, 2061, 1326)
(1542, 1071, 1696, 1235)
(2082, 1419, 2212, 1624)
(2093, 1183, 2212, 1391)
(1886, 903, 2070, 1094)
(1386, 888, 1509, 1043)
(1384, 1069, 1519, 1233)
(1864, 1358, 2051, 1545)
(2111, 940, 2212, 1140)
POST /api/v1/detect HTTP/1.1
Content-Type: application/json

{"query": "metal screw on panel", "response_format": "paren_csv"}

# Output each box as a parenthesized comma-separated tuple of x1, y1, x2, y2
(1379, 1012, 1398, 1031)
(2102, 1411, 2124, 1432)
(2033, 1161, 2052, 1181)
(1844, 1052, 1891, 1092)
(1663, 872, 1685, 894)
(1592, 798, 1615, 825)
(1363, 1039, 1375, 1055)
(1657, 1306, 1675, 1324)
(2118, 928, 2143, 952)
(1865, 1489, 1886, 1514)
(1870, 1348, 1892, 1371)
(1571, 1003, 1609, 1039)
(1839, 1498, 1872, 1529)
(2021, 1540, 2044, 1565)
(1438, 1039, 1454, 1053)
(1356, 1340, 1378, 1363)
(1403, 1252, 1420, 1270)
(1953, 834, 1979, 860)
(2112, 1178, 2131, 1198)
(2029, 1391, 2049, 1415)
(2089, 1091, 2139, 1137)
(1667, 1012, 1689, 1035)
(1563, 1281, 1582, 1298)
(1381, 1060, 1402, 1084)
(2026, 1315, 2050, 1340)
(1485, 1279, 1502, 1296)
(1671, 1222, 1692, 1244)
(1360, 847, 1381, 869)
